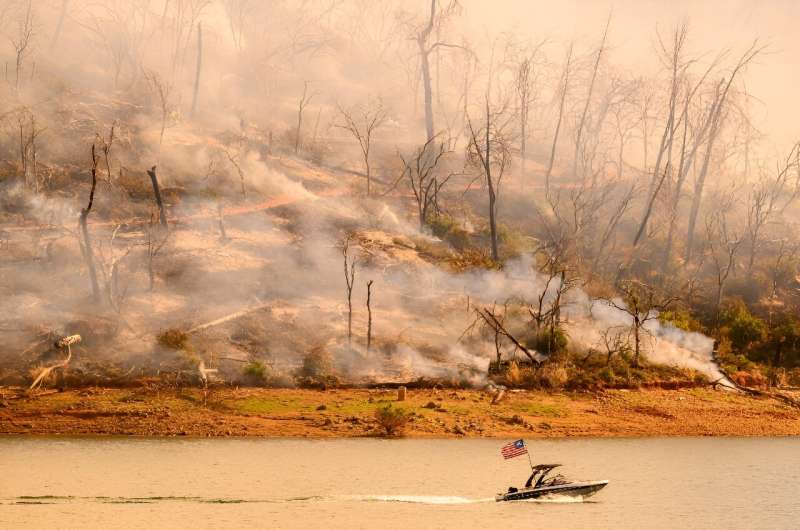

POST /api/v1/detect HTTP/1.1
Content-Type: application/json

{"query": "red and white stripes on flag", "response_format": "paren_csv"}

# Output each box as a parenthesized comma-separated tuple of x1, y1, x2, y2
(501, 439, 528, 460)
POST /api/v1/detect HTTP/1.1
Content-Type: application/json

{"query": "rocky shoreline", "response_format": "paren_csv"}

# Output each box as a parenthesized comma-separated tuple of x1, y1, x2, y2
(2, 387, 799, 438)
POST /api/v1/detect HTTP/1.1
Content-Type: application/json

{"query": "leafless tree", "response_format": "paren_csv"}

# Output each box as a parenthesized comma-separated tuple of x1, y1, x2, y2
(99, 225, 132, 313)
(466, 98, 513, 261)
(474, 305, 540, 365)
(222, 146, 247, 199)
(222, 0, 253, 52)
(17, 109, 44, 191)
(743, 143, 800, 274)
(366, 279, 374, 353)
(146, 166, 168, 227)
(685, 41, 765, 262)
(598, 326, 632, 365)
(342, 234, 357, 347)
(573, 13, 611, 179)
(295, 81, 315, 154)
(704, 210, 742, 330)
(144, 70, 174, 155)
(528, 264, 577, 354)
(399, 134, 452, 229)
(602, 280, 679, 367)
(11, 0, 34, 91)
(337, 99, 387, 195)
(146, 213, 170, 291)
(513, 39, 546, 186)
(632, 23, 689, 248)
(96, 123, 116, 184)
(544, 43, 574, 195)
(79, 145, 101, 301)
(190, 22, 203, 117)
(412, 0, 462, 142)
(49, 0, 69, 51)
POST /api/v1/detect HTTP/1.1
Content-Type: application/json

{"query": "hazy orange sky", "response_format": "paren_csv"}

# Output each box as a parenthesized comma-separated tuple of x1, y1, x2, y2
(462, 0, 799, 153)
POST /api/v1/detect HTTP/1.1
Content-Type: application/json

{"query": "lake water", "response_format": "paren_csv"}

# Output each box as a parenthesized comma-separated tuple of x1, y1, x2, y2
(1, 437, 798, 529)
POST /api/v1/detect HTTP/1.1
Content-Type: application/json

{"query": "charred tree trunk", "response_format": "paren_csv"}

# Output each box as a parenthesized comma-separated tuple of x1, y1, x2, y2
(190, 22, 203, 118)
(343, 237, 356, 348)
(147, 165, 168, 227)
(573, 15, 610, 179)
(633, 315, 641, 367)
(544, 44, 573, 195)
(484, 103, 499, 261)
(366, 280, 374, 353)
(80, 146, 100, 301)
(217, 202, 227, 241)
(418, 0, 436, 142)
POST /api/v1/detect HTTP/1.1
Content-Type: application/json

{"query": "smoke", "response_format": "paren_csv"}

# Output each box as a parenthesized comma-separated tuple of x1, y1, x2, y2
(0, 0, 782, 389)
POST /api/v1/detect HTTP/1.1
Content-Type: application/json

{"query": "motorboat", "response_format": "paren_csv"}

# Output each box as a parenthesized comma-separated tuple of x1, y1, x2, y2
(496, 464, 608, 502)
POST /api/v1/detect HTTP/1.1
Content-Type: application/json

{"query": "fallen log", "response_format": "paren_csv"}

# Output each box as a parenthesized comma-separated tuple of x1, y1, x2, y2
(186, 302, 271, 334)
(29, 335, 81, 390)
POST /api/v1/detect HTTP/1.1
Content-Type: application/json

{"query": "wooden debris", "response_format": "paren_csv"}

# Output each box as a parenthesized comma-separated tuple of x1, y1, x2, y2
(30, 334, 81, 391)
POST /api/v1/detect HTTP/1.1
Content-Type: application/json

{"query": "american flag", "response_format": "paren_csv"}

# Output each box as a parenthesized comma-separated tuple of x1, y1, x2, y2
(500, 439, 528, 460)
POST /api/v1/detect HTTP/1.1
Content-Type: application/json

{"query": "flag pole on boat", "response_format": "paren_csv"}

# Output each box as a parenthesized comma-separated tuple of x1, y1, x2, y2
(524, 440, 534, 471)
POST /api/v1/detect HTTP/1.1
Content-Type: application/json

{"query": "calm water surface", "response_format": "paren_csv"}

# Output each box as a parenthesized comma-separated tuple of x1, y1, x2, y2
(1, 437, 798, 529)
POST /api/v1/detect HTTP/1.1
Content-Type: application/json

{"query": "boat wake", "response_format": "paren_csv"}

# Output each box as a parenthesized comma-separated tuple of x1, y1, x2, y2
(4, 494, 495, 506)
(343, 495, 494, 505)
(5, 493, 587, 506)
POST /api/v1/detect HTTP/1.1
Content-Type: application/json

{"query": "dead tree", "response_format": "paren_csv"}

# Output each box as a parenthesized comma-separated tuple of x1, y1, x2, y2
(602, 280, 679, 367)
(190, 21, 203, 117)
(222, 147, 247, 199)
(513, 40, 545, 186)
(743, 143, 800, 275)
(30, 335, 81, 391)
(528, 261, 577, 354)
(466, 98, 513, 261)
(598, 326, 631, 366)
(295, 81, 315, 154)
(662, 75, 724, 269)
(79, 146, 101, 301)
(342, 234, 357, 347)
(145, 70, 173, 154)
(49, 0, 69, 51)
(11, 1, 34, 91)
(217, 202, 227, 241)
(400, 134, 452, 229)
(413, 0, 462, 142)
(685, 41, 764, 263)
(17, 109, 44, 191)
(474, 305, 540, 366)
(146, 166, 168, 226)
(146, 213, 169, 291)
(632, 24, 689, 248)
(337, 100, 387, 195)
(97, 123, 116, 183)
(544, 43, 574, 195)
(573, 13, 611, 179)
(366, 279, 374, 353)
(705, 211, 742, 330)
(101, 225, 132, 313)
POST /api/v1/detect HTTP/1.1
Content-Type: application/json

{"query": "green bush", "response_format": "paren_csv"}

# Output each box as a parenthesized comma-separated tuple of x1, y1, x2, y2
(721, 300, 766, 351)
(428, 214, 471, 250)
(374, 404, 409, 436)
(659, 309, 701, 332)
(243, 361, 267, 381)
(527, 327, 568, 355)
